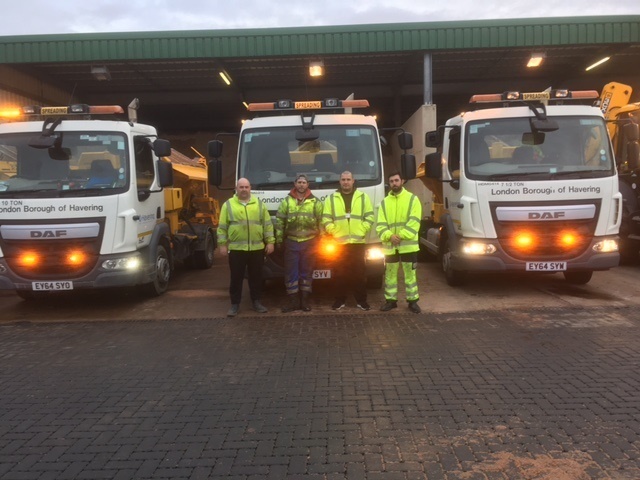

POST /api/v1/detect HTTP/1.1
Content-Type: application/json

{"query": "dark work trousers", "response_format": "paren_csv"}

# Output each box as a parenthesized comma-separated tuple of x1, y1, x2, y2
(228, 249, 264, 305)
(333, 243, 367, 303)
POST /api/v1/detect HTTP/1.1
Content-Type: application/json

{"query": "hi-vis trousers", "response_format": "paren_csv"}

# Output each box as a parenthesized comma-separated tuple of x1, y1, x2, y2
(384, 251, 419, 302)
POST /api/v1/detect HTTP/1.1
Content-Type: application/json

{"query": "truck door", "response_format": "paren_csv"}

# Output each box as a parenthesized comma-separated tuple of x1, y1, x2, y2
(133, 136, 162, 248)
(443, 127, 462, 234)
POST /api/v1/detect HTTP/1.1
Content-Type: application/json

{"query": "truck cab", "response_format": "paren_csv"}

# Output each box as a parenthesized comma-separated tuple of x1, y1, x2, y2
(421, 89, 621, 285)
(208, 98, 414, 287)
(0, 103, 179, 298)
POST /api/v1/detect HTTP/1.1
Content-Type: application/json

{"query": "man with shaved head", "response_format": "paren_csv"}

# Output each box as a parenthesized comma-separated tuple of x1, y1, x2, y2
(218, 178, 275, 317)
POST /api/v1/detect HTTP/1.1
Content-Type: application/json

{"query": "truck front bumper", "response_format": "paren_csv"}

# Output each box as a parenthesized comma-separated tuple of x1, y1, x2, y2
(450, 236, 620, 273)
(0, 250, 156, 292)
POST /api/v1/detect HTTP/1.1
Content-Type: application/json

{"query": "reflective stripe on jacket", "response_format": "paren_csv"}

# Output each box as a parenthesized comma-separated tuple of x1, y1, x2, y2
(275, 192, 324, 243)
(217, 195, 275, 251)
(322, 189, 374, 244)
(376, 188, 421, 255)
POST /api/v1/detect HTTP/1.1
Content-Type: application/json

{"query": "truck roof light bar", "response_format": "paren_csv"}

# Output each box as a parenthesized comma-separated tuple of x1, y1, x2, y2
(247, 98, 369, 112)
(470, 90, 599, 104)
(1, 104, 125, 121)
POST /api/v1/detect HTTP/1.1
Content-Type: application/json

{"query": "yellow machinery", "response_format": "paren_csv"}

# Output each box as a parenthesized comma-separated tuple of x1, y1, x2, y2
(599, 82, 640, 259)
(160, 148, 220, 268)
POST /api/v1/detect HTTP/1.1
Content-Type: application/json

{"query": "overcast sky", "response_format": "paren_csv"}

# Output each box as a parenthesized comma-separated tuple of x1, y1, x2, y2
(1, 1, 639, 36)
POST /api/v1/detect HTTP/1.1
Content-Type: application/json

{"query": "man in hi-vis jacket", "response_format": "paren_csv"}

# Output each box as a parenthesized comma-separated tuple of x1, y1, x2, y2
(376, 172, 422, 314)
(322, 171, 374, 311)
(218, 178, 274, 317)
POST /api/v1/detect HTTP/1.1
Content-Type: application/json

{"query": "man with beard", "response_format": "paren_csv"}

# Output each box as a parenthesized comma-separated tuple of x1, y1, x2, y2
(376, 172, 422, 313)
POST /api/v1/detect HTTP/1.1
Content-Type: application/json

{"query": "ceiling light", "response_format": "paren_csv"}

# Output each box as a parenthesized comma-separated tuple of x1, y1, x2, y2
(309, 60, 324, 77)
(219, 71, 232, 85)
(527, 53, 545, 68)
(91, 66, 111, 81)
(585, 56, 611, 71)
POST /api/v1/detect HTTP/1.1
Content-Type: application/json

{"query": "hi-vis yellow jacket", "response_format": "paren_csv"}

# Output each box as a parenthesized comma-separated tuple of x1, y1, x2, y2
(376, 188, 421, 255)
(322, 189, 374, 244)
(217, 195, 275, 251)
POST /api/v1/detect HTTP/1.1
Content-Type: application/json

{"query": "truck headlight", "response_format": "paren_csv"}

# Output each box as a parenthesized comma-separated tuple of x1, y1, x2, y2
(102, 256, 141, 270)
(366, 247, 385, 261)
(461, 241, 497, 255)
(592, 239, 618, 253)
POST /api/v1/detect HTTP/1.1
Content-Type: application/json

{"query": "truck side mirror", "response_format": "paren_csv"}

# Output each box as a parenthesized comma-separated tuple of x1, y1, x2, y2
(621, 122, 640, 170)
(400, 153, 416, 180)
(397, 132, 413, 150)
(208, 139, 223, 159)
(156, 160, 173, 188)
(425, 152, 442, 179)
(622, 121, 639, 142)
(627, 143, 640, 171)
(153, 139, 172, 157)
(208, 159, 222, 187)
(425, 131, 440, 148)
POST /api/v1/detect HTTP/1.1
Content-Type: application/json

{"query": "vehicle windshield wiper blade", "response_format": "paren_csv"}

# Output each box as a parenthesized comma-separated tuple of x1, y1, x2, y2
(550, 169, 609, 179)
(58, 188, 113, 196)
(253, 181, 295, 189)
(486, 172, 524, 180)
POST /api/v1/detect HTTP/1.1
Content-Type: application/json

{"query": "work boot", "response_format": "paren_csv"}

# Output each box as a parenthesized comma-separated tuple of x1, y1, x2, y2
(281, 294, 300, 313)
(380, 300, 398, 312)
(252, 300, 268, 313)
(408, 301, 422, 314)
(227, 304, 240, 317)
(300, 292, 312, 312)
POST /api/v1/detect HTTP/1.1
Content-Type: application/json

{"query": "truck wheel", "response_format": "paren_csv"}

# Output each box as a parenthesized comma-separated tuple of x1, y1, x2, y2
(563, 270, 593, 285)
(191, 230, 215, 269)
(442, 240, 466, 286)
(141, 245, 171, 296)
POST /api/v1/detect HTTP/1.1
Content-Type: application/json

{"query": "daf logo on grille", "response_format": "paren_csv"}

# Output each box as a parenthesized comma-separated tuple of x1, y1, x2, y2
(30, 230, 67, 238)
(495, 205, 596, 222)
(0, 223, 100, 240)
(528, 211, 565, 220)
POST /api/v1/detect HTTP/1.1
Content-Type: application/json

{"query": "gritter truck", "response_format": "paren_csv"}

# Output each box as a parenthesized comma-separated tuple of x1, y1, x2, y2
(419, 89, 621, 286)
(0, 101, 218, 299)
(207, 98, 415, 288)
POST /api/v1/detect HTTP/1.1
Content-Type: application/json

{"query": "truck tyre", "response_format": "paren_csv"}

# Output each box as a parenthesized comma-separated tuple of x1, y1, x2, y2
(563, 270, 593, 285)
(191, 230, 215, 269)
(441, 239, 466, 286)
(141, 244, 171, 296)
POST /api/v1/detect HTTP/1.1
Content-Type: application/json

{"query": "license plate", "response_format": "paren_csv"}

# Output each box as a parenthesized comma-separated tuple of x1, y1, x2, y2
(32, 281, 74, 291)
(313, 269, 331, 279)
(525, 262, 567, 272)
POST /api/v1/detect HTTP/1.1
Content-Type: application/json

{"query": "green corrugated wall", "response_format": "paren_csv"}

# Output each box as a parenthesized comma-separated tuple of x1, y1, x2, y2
(0, 16, 638, 63)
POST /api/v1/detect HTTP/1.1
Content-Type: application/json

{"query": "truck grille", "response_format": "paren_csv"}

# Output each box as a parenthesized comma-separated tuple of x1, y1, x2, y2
(0, 219, 105, 280)
(491, 201, 600, 261)
(3, 238, 101, 279)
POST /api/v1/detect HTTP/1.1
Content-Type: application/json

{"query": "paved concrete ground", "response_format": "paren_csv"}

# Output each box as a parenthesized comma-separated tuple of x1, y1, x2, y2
(1, 305, 639, 479)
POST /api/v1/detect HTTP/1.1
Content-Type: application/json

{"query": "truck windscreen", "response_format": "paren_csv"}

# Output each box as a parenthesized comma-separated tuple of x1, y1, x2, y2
(0, 132, 128, 196)
(238, 125, 381, 189)
(465, 116, 615, 181)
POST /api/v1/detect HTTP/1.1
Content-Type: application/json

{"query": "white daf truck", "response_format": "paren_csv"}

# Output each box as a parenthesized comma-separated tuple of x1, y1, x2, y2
(0, 101, 217, 299)
(207, 98, 415, 287)
(420, 89, 621, 285)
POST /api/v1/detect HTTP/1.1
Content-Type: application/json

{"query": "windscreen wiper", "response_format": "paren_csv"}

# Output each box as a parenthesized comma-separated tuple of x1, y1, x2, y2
(550, 169, 610, 179)
(253, 181, 295, 189)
